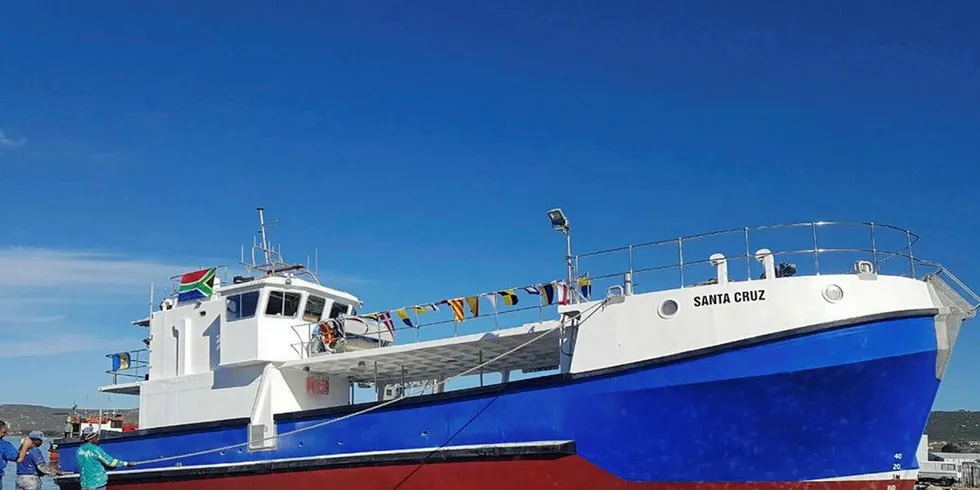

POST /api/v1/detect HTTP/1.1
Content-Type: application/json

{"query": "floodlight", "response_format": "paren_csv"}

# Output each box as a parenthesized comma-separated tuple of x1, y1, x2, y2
(547, 208, 569, 233)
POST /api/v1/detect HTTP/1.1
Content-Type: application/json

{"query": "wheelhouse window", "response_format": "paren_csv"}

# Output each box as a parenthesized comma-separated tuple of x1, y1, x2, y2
(226, 291, 260, 322)
(303, 295, 326, 323)
(266, 290, 301, 317)
(328, 301, 350, 319)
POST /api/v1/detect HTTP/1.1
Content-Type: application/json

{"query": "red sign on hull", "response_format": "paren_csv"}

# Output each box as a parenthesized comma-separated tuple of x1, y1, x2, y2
(306, 375, 329, 395)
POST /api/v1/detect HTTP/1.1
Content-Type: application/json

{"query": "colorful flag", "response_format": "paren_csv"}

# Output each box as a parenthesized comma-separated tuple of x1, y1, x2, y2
(331, 317, 346, 337)
(377, 311, 395, 338)
(446, 298, 465, 322)
(465, 296, 480, 317)
(395, 308, 414, 328)
(177, 268, 216, 303)
(578, 275, 592, 300)
(522, 286, 541, 295)
(557, 281, 570, 305)
(497, 289, 519, 306)
(411, 304, 439, 314)
(540, 282, 556, 305)
(111, 352, 131, 371)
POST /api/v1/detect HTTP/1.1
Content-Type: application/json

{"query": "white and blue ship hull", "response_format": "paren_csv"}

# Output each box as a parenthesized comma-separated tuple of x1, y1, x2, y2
(55, 312, 942, 490)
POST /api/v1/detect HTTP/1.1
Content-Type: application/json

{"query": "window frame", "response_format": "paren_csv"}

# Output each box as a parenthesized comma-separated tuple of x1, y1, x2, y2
(226, 290, 262, 322)
(303, 294, 327, 323)
(328, 301, 350, 319)
(265, 289, 302, 318)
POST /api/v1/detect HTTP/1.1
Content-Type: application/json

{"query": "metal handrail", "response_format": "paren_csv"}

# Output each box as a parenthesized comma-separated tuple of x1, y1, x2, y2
(575, 221, 923, 287)
(285, 220, 975, 360)
(105, 348, 150, 384)
(289, 300, 556, 359)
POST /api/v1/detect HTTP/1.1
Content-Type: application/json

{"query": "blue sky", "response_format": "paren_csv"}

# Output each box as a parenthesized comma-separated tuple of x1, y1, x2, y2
(1, 1, 979, 411)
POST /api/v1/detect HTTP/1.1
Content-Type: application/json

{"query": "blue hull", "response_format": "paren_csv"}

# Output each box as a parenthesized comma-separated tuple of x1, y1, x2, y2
(56, 314, 940, 483)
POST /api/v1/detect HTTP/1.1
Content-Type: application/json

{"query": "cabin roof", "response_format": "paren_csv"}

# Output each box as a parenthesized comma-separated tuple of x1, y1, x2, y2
(218, 275, 362, 305)
(280, 321, 562, 385)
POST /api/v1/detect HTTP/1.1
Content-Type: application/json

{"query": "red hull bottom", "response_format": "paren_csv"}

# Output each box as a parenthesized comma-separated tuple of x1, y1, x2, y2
(83, 456, 915, 490)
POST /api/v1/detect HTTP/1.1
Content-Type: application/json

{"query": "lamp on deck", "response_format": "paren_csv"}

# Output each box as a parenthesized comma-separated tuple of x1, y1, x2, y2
(547, 208, 575, 303)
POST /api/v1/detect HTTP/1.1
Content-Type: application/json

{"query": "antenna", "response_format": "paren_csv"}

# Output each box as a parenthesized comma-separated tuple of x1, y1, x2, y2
(239, 206, 309, 279)
(257, 207, 272, 267)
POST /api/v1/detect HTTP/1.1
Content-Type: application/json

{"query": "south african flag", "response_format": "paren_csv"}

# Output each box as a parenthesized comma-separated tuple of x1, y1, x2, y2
(177, 267, 217, 303)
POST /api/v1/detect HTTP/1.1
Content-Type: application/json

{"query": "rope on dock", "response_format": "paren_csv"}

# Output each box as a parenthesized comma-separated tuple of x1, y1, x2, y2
(128, 297, 610, 466)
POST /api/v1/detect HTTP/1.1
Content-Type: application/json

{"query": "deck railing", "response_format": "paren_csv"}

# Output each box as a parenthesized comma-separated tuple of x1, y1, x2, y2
(284, 220, 978, 359)
(578, 221, 919, 288)
(288, 296, 560, 360)
(105, 348, 150, 385)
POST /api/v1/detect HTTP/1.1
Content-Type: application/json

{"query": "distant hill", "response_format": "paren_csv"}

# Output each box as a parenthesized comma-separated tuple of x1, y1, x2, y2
(0, 404, 138, 436)
(926, 410, 980, 444)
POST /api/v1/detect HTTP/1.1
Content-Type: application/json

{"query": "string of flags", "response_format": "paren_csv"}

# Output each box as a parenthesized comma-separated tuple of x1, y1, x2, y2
(349, 275, 595, 339)
(172, 266, 595, 344)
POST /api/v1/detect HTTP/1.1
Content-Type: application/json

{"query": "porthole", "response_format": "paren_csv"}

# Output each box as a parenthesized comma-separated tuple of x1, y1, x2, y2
(822, 284, 844, 303)
(658, 299, 679, 319)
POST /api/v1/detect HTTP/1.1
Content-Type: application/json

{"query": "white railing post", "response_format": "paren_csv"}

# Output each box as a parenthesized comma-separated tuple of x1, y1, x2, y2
(907, 230, 917, 277)
(628, 245, 634, 278)
(677, 238, 685, 288)
(811, 222, 820, 274)
(743, 227, 751, 280)
(710, 253, 729, 284)
(870, 222, 879, 271)
(756, 248, 776, 279)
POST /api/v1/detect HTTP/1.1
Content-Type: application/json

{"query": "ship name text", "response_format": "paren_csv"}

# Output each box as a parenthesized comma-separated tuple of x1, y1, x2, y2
(693, 289, 766, 307)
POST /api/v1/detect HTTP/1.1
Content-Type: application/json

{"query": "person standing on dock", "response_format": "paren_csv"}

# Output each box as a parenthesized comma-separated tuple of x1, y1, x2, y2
(76, 426, 134, 490)
(15, 431, 64, 490)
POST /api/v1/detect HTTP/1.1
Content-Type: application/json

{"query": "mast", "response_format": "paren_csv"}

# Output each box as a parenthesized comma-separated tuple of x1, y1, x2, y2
(257, 207, 272, 268)
(239, 206, 310, 280)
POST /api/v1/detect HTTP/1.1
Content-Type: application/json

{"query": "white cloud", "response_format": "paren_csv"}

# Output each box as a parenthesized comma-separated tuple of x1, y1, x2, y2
(0, 314, 65, 324)
(0, 247, 192, 335)
(0, 129, 25, 148)
(0, 247, 371, 289)
(0, 333, 139, 359)
(0, 247, 193, 289)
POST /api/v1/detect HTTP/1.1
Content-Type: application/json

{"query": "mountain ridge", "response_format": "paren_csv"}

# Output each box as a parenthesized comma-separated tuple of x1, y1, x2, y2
(0, 404, 139, 436)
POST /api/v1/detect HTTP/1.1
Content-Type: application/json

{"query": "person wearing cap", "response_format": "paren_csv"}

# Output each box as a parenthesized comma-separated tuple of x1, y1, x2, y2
(76, 426, 134, 490)
(15, 431, 64, 490)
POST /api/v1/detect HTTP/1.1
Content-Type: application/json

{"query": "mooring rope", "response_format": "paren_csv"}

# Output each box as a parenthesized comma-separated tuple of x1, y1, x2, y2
(120, 298, 609, 467)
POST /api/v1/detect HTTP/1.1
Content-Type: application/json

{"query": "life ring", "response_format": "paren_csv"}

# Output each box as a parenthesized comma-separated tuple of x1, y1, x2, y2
(318, 322, 337, 345)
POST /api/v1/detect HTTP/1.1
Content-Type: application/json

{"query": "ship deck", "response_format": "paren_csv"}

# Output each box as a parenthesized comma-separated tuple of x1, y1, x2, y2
(280, 320, 563, 386)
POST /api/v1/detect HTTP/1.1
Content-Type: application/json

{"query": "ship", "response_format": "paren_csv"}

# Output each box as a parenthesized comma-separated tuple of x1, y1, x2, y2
(53, 207, 978, 490)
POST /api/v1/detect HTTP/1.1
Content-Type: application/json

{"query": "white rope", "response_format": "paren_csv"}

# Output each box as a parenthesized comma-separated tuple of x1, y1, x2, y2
(129, 299, 608, 466)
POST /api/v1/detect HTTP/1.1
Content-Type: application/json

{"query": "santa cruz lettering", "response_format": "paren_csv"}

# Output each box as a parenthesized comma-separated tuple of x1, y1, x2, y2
(693, 289, 766, 307)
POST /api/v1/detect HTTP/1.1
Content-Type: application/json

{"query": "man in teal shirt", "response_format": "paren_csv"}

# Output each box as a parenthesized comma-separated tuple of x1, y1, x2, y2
(76, 426, 135, 490)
